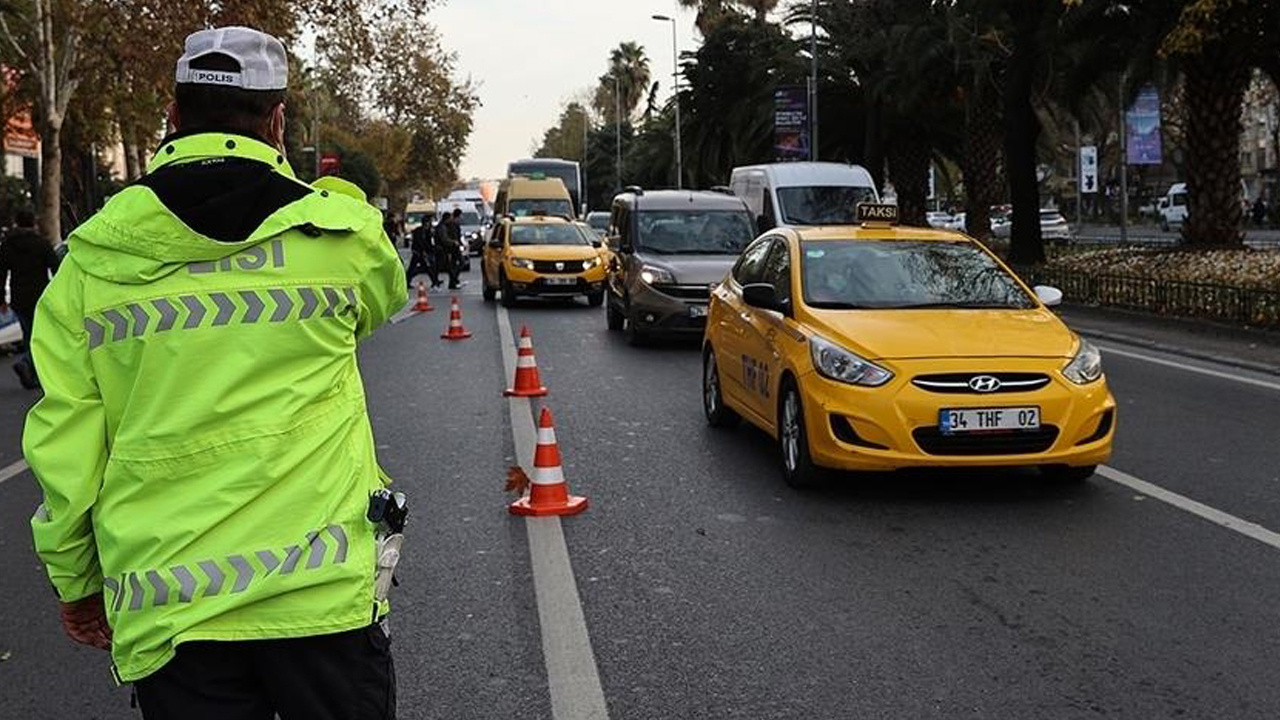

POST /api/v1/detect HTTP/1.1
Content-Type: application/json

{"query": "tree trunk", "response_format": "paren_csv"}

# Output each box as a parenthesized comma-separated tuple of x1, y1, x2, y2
(1002, 38, 1044, 265)
(38, 119, 62, 243)
(1182, 56, 1247, 247)
(886, 128, 930, 226)
(963, 81, 1002, 242)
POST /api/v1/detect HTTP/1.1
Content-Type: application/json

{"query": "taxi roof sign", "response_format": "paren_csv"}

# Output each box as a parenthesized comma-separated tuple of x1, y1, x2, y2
(856, 203, 898, 225)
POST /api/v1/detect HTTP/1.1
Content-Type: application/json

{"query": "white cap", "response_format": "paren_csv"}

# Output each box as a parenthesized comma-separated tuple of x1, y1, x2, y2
(174, 26, 287, 91)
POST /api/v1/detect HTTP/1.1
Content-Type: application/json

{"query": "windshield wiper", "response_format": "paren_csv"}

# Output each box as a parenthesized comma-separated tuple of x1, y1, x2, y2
(807, 301, 871, 309)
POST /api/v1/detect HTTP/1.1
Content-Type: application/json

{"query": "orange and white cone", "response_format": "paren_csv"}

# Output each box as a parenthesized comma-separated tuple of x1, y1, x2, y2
(440, 297, 473, 340)
(413, 281, 434, 312)
(504, 325, 549, 397)
(510, 407, 588, 517)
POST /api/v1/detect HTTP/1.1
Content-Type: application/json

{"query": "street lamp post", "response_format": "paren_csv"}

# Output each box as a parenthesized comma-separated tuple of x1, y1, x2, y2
(652, 14, 683, 189)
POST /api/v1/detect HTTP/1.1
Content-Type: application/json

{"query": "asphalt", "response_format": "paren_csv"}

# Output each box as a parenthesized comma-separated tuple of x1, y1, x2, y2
(2, 263, 1280, 719)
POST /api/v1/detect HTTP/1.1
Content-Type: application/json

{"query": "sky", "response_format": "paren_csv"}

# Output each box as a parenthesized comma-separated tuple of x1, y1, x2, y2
(428, 0, 703, 180)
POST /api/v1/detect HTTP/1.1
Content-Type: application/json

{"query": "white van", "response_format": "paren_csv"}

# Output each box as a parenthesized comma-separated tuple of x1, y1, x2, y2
(728, 162, 879, 231)
(1158, 182, 1188, 231)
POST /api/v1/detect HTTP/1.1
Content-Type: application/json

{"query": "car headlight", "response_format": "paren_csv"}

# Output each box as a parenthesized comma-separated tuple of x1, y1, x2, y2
(1062, 337, 1103, 384)
(808, 335, 893, 387)
(582, 257, 600, 270)
(640, 265, 675, 285)
(510, 257, 534, 270)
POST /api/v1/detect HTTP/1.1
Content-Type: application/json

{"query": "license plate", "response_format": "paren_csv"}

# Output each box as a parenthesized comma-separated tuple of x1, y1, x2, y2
(544, 276, 576, 286)
(688, 305, 708, 318)
(940, 407, 1040, 434)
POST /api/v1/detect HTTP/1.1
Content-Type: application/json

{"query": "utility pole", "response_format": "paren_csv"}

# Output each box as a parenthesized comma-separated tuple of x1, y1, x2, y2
(810, 0, 819, 162)
(614, 73, 623, 190)
(652, 14, 682, 188)
(1119, 73, 1129, 244)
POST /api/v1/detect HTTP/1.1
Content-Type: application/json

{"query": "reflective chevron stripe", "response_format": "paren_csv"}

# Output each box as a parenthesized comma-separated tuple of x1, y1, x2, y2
(84, 287, 358, 351)
(109, 525, 352, 613)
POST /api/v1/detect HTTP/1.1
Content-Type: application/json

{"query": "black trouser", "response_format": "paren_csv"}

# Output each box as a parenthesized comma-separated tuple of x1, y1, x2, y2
(135, 624, 395, 720)
(405, 251, 435, 287)
(435, 247, 459, 288)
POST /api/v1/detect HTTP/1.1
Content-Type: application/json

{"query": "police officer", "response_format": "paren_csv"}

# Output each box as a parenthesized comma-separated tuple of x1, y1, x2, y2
(24, 27, 405, 719)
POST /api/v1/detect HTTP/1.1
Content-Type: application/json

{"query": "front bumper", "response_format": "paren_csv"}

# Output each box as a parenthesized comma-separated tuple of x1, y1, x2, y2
(801, 358, 1116, 471)
(507, 265, 606, 297)
(628, 282, 710, 334)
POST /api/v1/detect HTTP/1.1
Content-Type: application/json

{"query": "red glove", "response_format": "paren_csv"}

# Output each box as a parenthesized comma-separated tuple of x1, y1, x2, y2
(59, 593, 112, 650)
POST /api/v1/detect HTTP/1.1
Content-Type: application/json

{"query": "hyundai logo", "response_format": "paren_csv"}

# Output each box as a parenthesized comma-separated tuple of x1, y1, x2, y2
(968, 375, 1002, 393)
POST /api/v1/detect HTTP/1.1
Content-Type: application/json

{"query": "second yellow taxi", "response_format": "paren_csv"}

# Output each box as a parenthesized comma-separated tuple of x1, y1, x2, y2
(482, 215, 606, 307)
(701, 205, 1115, 487)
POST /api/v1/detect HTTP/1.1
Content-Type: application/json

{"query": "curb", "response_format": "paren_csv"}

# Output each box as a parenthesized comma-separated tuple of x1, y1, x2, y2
(1074, 325, 1280, 378)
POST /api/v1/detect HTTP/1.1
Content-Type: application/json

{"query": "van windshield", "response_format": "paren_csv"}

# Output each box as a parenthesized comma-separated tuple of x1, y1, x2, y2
(777, 186, 879, 225)
(636, 210, 755, 255)
(510, 199, 574, 218)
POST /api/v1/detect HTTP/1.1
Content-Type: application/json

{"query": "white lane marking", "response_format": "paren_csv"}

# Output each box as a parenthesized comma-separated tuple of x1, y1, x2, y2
(1098, 466, 1280, 552)
(0, 459, 29, 486)
(1099, 344, 1280, 393)
(497, 304, 610, 720)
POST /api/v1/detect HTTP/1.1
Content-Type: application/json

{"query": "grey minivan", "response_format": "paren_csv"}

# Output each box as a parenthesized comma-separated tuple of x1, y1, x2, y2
(604, 189, 756, 344)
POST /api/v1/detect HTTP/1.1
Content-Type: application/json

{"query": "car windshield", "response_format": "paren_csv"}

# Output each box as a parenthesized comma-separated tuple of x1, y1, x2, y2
(510, 224, 589, 246)
(776, 185, 879, 225)
(800, 240, 1035, 309)
(510, 199, 573, 218)
(636, 210, 755, 254)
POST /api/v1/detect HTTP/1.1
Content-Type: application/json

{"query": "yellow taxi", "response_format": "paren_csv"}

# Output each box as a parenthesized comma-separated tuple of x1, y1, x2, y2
(701, 204, 1115, 488)
(481, 215, 606, 307)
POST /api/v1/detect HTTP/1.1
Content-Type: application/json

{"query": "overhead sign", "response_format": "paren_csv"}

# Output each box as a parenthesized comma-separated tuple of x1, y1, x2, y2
(1126, 85, 1163, 166)
(773, 86, 809, 162)
(1079, 145, 1098, 195)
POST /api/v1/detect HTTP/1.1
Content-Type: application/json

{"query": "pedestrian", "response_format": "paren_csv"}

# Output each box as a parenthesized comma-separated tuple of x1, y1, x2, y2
(405, 212, 436, 288)
(0, 207, 59, 390)
(434, 209, 462, 290)
(23, 26, 405, 720)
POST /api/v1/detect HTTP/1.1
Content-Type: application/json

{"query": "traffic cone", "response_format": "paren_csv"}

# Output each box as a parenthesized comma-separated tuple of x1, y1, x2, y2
(509, 407, 588, 517)
(440, 297, 473, 340)
(504, 326, 549, 397)
(413, 281, 434, 312)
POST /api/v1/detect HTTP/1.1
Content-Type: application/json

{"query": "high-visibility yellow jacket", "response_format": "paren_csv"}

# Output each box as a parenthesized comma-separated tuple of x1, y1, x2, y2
(24, 132, 407, 682)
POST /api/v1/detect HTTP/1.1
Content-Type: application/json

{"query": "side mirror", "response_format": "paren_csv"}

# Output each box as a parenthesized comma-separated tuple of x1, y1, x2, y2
(1034, 285, 1063, 307)
(742, 283, 788, 313)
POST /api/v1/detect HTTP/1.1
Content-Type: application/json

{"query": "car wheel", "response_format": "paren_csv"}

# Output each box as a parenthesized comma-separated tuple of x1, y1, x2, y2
(500, 272, 516, 308)
(587, 291, 605, 307)
(778, 380, 823, 489)
(606, 297, 625, 331)
(702, 348, 740, 428)
(481, 268, 495, 302)
(1041, 464, 1096, 484)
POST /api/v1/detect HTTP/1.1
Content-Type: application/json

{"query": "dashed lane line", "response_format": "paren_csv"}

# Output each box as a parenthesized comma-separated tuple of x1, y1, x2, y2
(0, 459, 29, 486)
(1099, 344, 1280, 393)
(1098, 465, 1280, 552)
(497, 304, 610, 720)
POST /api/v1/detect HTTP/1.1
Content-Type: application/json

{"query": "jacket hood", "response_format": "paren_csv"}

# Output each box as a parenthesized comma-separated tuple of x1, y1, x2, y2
(68, 132, 376, 284)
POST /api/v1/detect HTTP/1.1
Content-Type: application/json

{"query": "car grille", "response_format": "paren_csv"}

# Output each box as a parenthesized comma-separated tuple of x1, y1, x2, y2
(652, 284, 712, 301)
(911, 372, 1051, 394)
(912, 426, 1060, 456)
(531, 259, 592, 274)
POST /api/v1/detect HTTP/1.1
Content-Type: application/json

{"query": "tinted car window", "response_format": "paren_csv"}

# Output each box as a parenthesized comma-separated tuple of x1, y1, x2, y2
(510, 224, 590, 246)
(800, 241, 1034, 309)
(776, 186, 878, 225)
(733, 238, 774, 285)
(635, 210, 755, 254)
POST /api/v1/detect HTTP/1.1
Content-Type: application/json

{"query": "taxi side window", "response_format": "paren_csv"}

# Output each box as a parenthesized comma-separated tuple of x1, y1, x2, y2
(733, 237, 774, 286)
(761, 240, 791, 299)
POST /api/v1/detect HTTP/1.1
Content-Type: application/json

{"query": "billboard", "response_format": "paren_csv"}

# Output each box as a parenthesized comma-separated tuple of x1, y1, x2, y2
(1126, 85, 1163, 166)
(773, 86, 809, 162)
